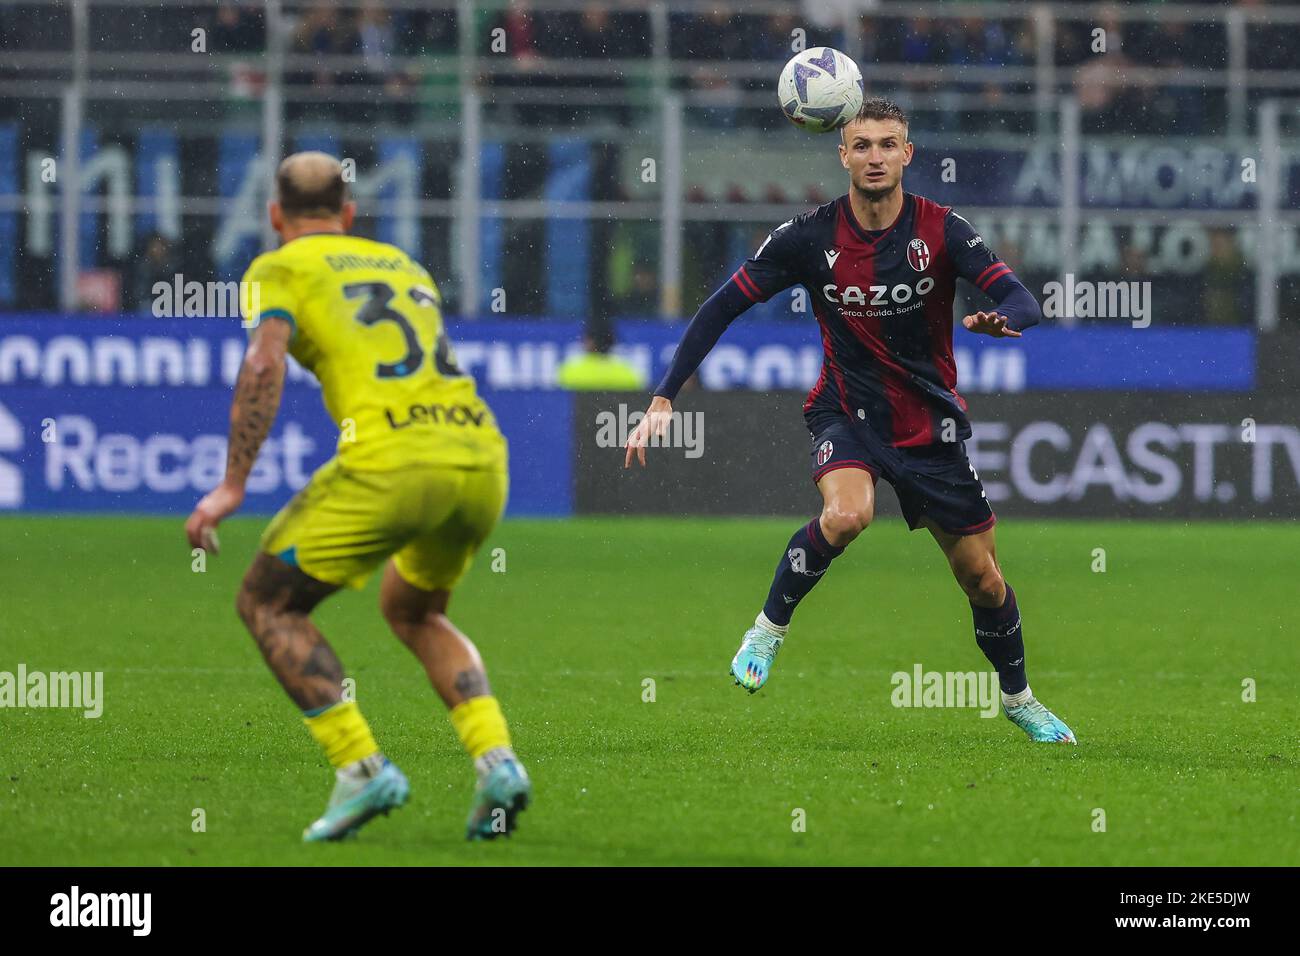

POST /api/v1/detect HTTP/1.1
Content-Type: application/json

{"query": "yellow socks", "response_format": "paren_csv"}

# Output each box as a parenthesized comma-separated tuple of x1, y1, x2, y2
(304, 697, 512, 777)
(303, 700, 380, 769)
(449, 695, 513, 763)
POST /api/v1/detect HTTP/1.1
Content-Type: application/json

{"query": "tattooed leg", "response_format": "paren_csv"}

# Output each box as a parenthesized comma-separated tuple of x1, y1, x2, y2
(236, 553, 344, 711)
(378, 560, 492, 708)
(378, 559, 523, 838)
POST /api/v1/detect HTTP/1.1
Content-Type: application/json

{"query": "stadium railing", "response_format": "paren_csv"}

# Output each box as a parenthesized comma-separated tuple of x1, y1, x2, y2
(0, 0, 1297, 329)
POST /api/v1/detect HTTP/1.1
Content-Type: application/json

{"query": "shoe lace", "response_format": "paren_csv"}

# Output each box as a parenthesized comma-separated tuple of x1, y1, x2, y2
(744, 628, 781, 662)
(1022, 700, 1058, 728)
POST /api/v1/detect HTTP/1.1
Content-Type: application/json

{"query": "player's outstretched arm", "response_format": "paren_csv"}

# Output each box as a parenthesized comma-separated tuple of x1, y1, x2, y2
(962, 278, 1041, 338)
(945, 210, 1041, 338)
(184, 318, 292, 552)
(962, 310, 1022, 338)
(624, 280, 752, 468)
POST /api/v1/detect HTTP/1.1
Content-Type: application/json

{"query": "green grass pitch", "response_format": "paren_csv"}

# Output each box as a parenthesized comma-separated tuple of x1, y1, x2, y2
(1, 514, 1296, 866)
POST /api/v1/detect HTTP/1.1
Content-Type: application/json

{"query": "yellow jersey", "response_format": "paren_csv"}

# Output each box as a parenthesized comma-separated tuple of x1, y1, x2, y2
(240, 233, 506, 472)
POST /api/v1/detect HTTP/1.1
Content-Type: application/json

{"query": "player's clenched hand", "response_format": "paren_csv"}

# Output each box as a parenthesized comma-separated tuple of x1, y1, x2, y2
(962, 311, 1022, 338)
(184, 480, 246, 554)
(624, 396, 673, 468)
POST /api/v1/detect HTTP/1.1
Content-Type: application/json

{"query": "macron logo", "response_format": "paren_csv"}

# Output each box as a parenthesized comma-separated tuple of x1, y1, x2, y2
(824, 249, 840, 268)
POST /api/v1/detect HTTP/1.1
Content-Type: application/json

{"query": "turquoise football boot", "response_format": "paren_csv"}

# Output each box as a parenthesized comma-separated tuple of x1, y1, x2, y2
(1004, 696, 1077, 744)
(302, 758, 410, 842)
(730, 618, 785, 694)
(466, 759, 532, 841)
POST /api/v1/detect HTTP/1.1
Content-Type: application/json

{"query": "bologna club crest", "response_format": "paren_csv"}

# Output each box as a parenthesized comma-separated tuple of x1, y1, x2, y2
(907, 238, 931, 272)
(816, 440, 834, 467)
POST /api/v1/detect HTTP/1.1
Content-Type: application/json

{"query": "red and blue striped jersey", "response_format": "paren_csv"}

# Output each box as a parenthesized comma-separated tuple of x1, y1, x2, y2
(731, 192, 1021, 447)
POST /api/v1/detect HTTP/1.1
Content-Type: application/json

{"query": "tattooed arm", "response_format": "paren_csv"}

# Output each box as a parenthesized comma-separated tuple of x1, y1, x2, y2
(185, 318, 292, 552)
(225, 318, 291, 486)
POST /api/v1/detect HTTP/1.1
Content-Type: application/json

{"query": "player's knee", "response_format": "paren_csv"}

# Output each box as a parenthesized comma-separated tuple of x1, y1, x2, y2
(379, 592, 407, 630)
(959, 560, 1004, 606)
(380, 565, 451, 634)
(379, 598, 414, 632)
(380, 594, 443, 635)
(821, 503, 872, 544)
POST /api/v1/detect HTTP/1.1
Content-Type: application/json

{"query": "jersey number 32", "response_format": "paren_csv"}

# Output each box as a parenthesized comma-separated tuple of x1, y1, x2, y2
(344, 281, 464, 380)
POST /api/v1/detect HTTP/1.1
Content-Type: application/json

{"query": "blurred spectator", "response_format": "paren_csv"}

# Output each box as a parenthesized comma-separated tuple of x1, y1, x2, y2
(210, 3, 264, 53)
(671, 9, 759, 128)
(400, 7, 459, 124)
(484, 0, 563, 126)
(354, 2, 416, 123)
(1203, 228, 1251, 325)
(1075, 52, 1143, 134)
(1122, 19, 1197, 134)
(129, 233, 180, 315)
(358, 2, 396, 80)
(210, 3, 267, 116)
(565, 5, 649, 123)
(902, 17, 943, 64)
(571, 6, 641, 60)
(485, 0, 545, 64)
(1243, 0, 1300, 72)
(288, 1, 360, 120)
(293, 3, 355, 65)
(1114, 239, 1202, 328)
(608, 220, 659, 316)
(957, 18, 1018, 126)
(555, 320, 649, 390)
(751, 14, 803, 63)
(397, 8, 457, 56)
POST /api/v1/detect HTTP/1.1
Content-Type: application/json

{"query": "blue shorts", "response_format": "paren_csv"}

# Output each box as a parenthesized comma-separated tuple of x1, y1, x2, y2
(806, 411, 996, 536)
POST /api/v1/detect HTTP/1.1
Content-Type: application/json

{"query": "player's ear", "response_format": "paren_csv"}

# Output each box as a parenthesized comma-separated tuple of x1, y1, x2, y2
(838, 139, 850, 170)
(902, 141, 914, 167)
(340, 201, 356, 232)
(268, 201, 283, 235)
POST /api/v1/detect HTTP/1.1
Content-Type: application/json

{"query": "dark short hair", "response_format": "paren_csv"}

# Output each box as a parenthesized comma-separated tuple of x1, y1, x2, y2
(846, 96, 909, 136)
(586, 320, 616, 353)
(276, 159, 349, 219)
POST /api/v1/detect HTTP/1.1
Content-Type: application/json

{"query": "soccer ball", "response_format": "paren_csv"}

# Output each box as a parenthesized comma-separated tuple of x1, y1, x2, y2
(777, 47, 864, 134)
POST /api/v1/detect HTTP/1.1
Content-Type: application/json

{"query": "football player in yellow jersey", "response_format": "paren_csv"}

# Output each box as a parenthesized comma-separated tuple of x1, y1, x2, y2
(183, 152, 531, 842)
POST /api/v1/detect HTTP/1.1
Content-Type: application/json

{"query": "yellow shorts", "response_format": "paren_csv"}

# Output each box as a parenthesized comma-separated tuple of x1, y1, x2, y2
(260, 458, 508, 592)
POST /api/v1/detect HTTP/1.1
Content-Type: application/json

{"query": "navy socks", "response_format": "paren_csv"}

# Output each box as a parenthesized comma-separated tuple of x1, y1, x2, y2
(760, 519, 1029, 701)
(762, 518, 845, 627)
(972, 582, 1028, 695)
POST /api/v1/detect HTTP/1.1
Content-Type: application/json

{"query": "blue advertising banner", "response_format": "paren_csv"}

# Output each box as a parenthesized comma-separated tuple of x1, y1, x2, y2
(0, 382, 570, 517)
(0, 314, 1255, 515)
(0, 382, 569, 515)
(0, 315, 574, 516)
(0, 314, 1256, 394)
(609, 317, 1255, 394)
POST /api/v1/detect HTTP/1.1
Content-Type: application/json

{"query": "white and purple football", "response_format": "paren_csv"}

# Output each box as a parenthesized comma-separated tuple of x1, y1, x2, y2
(777, 47, 865, 134)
